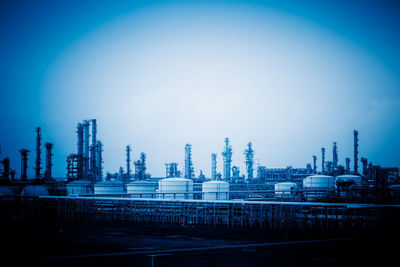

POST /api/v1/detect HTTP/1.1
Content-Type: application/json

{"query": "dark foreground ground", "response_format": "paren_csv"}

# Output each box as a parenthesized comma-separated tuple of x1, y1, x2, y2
(1, 219, 398, 267)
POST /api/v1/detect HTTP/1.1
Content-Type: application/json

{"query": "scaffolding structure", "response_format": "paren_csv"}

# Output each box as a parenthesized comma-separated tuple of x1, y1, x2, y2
(35, 196, 394, 233)
(165, 162, 180, 178)
(67, 120, 103, 182)
(134, 152, 147, 180)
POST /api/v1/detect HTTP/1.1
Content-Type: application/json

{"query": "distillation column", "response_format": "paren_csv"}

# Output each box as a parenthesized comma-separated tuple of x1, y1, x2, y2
(20, 149, 30, 180)
(96, 141, 103, 180)
(312, 155, 317, 174)
(35, 127, 42, 179)
(345, 157, 351, 174)
(244, 142, 254, 181)
(126, 145, 131, 180)
(184, 144, 194, 179)
(354, 130, 359, 174)
(222, 138, 232, 180)
(82, 120, 90, 179)
(211, 153, 217, 180)
(90, 119, 97, 179)
(44, 142, 53, 180)
(332, 142, 338, 170)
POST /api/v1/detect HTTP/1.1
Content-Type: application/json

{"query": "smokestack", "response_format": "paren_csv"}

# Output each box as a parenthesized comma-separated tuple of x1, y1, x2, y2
(312, 155, 317, 173)
(90, 119, 97, 177)
(126, 145, 131, 179)
(35, 127, 42, 179)
(345, 157, 351, 174)
(332, 142, 338, 170)
(354, 130, 359, 174)
(82, 120, 90, 178)
(211, 153, 217, 180)
(20, 149, 30, 180)
(321, 147, 326, 174)
(44, 142, 53, 180)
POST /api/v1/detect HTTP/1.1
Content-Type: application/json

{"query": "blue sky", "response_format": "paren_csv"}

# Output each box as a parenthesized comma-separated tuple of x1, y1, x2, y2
(1, 0, 400, 178)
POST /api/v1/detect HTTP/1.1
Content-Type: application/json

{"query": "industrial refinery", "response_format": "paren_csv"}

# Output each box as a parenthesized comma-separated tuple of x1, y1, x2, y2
(1, 120, 400, 266)
(2, 0, 400, 266)
(1, 120, 399, 202)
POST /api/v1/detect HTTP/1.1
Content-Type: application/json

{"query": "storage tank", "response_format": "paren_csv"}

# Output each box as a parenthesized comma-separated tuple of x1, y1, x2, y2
(274, 182, 298, 198)
(158, 178, 193, 199)
(335, 175, 362, 185)
(303, 175, 336, 200)
(94, 180, 124, 195)
(126, 180, 157, 198)
(202, 181, 229, 200)
(21, 185, 49, 196)
(0, 186, 13, 196)
(66, 180, 93, 196)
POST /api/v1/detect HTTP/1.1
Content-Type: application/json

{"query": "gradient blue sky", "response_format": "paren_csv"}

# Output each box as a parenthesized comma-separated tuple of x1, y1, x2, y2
(1, 0, 400, 178)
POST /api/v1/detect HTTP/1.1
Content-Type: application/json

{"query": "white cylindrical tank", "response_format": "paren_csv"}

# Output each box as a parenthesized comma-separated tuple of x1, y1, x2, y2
(66, 180, 93, 196)
(303, 175, 336, 200)
(335, 175, 362, 185)
(94, 180, 124, 195)
(202, 181, 229, 200)
(126, 180, 157, 198)
(158, 178, 193, 200)
(274, 182, 298, 198)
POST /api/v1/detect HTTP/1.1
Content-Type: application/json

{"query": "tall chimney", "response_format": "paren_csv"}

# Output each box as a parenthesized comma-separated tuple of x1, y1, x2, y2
(90, 119, 97, 176)
(321, 147, 326, 174)
(35, 127, 42, 179)
(126, 145, 131, 179)
(354, 130, 359, 174)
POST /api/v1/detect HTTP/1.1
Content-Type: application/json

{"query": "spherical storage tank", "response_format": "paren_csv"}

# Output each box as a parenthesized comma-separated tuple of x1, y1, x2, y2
(274, 182, 298, 198)
(126, 180, 157, 198)
(303, 175, 336, 200)
(202, 181, 229, 200)
(335, 175, 362, 185)
(21, 185, 49, 196)
(158, 178, 193, 200)
(94, 180, 124, 195)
